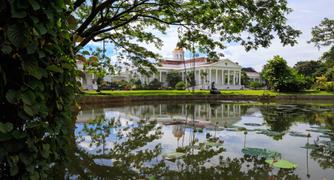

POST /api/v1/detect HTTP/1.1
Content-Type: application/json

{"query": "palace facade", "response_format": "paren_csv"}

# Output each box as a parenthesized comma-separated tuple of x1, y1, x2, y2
(137, 47, 243, 90)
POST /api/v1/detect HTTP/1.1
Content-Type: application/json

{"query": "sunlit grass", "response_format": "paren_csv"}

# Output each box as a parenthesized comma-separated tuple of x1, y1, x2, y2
(83, 89, 334, 96)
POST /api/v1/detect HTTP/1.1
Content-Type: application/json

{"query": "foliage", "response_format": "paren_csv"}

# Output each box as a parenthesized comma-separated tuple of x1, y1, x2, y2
(166, 71, 182, 89)
(249, 81, 264, 89)
(325, 82, 334, 92)
(130, 79, 143, 90)
(262, 56, 306, 92)
(148, 79, 162, 90)
(0, 0, 77, 178)
(175, 81, 186, 90)
(241, 71, 250, 87)
(186, 71, 196, 87)
(321, 46, 334, 68)
(309, 18, 334, 48)
(325, 67, 334, 81)
(294, 60, 325, 77)
(314, 76, 328, 91)
(72, 0, 300, 74)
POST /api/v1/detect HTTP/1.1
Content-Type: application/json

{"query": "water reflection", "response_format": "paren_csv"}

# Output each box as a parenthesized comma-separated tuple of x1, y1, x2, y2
(71, 101, 334, 179)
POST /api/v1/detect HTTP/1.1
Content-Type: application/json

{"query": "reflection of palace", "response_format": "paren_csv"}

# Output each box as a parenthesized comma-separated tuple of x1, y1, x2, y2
(77, 103, 243, 128)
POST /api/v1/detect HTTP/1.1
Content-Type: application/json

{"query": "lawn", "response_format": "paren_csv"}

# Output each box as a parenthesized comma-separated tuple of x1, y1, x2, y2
(83, 89, 334, 97)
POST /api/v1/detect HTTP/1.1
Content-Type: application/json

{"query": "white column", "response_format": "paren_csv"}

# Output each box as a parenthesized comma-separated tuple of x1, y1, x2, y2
(222, 70, 224, 85)
(209, 69, 212, 83)
(159, 71, 162, 82)
(215, 69, 218, 83)
(227, 70, 230, 85)
(239, 71, 241, 85)
(233, 71, 236, 85)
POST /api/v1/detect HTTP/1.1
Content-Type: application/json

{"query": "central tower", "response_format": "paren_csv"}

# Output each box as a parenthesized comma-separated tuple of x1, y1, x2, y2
(172, 47, 184, 61)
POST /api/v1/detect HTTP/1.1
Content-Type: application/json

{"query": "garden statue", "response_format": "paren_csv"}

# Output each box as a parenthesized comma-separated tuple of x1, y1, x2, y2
(210, 82, 221, 94)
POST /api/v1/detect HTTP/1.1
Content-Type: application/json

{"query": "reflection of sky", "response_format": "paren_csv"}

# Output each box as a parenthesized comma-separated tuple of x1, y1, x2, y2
(75, 103, 334, 179)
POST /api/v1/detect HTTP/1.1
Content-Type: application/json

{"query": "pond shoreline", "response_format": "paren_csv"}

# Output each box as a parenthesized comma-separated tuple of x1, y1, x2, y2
(79, 94, 334, 106)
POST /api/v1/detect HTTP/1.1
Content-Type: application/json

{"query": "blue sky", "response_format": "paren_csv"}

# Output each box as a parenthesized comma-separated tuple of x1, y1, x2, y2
(87, 0, 334, 72)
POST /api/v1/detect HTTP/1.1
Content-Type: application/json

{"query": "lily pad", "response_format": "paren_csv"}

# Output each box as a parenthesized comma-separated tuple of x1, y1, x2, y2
(244, 123, 263, 126)
(205, 141, 224, 147)
(162, 152, 185, 161)
(265, 159, 297, 169)
(256, 130, 284, 137)
(301, 143, 319, 149)
(289, 131, 310, 137)
(306, 128, 331, 133)
(242, 147, 281, 159)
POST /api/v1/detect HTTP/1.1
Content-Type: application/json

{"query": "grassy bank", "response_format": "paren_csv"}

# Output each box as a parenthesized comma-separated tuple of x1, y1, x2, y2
(83, 90, 334, 97)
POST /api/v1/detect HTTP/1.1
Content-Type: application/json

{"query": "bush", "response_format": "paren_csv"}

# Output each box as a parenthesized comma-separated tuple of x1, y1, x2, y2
(148, 79, 162, 90)
(166, 71, 182, 88)
(249, 81, 264, 89)
(314, 76, 327, 90)
(325, 82, 334, 91)
(175, 81, 186, 90)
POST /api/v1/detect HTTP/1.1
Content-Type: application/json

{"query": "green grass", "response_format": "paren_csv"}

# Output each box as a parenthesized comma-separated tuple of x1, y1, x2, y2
(83, 89, 334, 97)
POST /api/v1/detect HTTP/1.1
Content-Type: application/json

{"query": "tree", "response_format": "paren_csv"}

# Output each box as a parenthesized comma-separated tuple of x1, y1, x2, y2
(309, 18, 334, 48)
(0, 0, 302, 178)
(72, 0, 301, 73)
(166, 71, 182, 88)
(293, 60, 325, 77)
(262, 56, 305, 92)
(241, 70, 250, 87)
(186, 71, 196, 87)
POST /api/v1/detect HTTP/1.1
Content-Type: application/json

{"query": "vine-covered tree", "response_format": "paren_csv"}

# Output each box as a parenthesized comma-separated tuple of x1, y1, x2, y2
(1, 0, 302, 178)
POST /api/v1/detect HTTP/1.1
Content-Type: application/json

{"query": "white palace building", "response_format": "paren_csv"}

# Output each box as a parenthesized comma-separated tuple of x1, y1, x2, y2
(136, 47, 242, 90)
(78, 47, 243, 90)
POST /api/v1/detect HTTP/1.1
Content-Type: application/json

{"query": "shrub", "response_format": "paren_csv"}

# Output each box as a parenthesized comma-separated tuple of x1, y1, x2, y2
(166, 71, 182, 88)
(314, 76, 327, 90)
(148, 79, 162, 90)
(175, 81, 186, 90)
(325, 82, 334, 92)
(249, 81, 264, 89)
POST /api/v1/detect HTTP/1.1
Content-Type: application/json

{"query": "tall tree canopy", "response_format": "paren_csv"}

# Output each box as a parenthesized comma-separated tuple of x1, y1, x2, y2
(309, 18, 334, 48)
(72, 0, 301, 72)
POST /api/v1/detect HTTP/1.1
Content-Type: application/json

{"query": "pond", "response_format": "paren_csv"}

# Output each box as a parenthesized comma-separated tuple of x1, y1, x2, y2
(71, 101, 334, 179)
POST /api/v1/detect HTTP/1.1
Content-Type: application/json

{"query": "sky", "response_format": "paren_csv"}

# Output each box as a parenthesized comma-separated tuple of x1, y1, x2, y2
(87, 0, 334, 72)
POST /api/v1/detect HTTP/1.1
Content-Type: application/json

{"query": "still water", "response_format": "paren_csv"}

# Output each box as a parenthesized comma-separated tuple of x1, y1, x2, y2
(73, 101, 334, 179)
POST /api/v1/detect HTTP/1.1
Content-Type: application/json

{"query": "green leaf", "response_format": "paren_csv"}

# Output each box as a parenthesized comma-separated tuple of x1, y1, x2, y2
(5, 90, 17, 103)
(27, 42, 38, 54)
(21, 91, 35, 105)
(67, 15, 77, 29)
(7, 24, 27, 47)
(0, 122, 14, 133)
(23, 104, 35, 116)
(81, 50, 90, 55)
(10, 1, 27, 18)
(41, 144, 50, 158)
(35, 23, 47, 35)
(46, 65, 63, 73)
(28, 0, 40, 10)
(1, 44, 12, 54)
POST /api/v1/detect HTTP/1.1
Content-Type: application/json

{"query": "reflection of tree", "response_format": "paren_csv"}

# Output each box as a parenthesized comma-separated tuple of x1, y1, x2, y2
(66, 116, 167, 179)
(63, 114, 301, 179)
(310, 142, 334, 169)
(260, 105, 317, 133)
